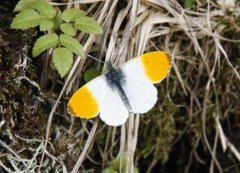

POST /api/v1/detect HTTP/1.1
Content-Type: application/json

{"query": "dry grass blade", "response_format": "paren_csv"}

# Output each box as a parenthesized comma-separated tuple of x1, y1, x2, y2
(71, 120, 98, 173)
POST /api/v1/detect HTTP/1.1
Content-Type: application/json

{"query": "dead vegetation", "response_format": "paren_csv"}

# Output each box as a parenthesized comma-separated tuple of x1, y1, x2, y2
(1, 0, 240, 172)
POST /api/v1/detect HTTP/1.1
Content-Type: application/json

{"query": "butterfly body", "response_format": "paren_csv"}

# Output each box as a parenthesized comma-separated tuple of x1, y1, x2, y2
(105, 65, 133, 112)
(68, 51, 172, 126)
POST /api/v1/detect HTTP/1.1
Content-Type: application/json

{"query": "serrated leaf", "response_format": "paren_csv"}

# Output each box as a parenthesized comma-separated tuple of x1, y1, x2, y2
(32, 33, 58, 57)
(40, 20, 54, 31)
(14, 0, 56, 19)
(52, 8, 63, 29)
(30, 0, 56, 19)
(74, 16, 103, 34)
(60, 23, 76, 36)
(14, 0, 36, 11)
(52, 47, 73, 77)
(83, 67, 101, 82)
(59, 34, 84, 57)
(11, 9, 43, 29)
(62, 8, 87, 23)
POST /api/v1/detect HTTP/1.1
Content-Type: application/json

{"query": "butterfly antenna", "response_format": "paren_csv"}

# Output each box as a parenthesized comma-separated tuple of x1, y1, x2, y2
(87, 54, 105, 64)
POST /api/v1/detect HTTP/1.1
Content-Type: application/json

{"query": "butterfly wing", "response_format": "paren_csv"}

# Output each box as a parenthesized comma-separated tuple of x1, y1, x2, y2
(68, 75, 129, 126)
(121, 51, 172, 83)
(120, 51, 172, 113)
(99, 86, 129, 126)
(68, 76, 107, 119)
(121, 78, 158, 113)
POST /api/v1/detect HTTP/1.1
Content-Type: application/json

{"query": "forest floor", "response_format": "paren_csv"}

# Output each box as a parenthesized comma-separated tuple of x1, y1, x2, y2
(1, 0, 240, 173)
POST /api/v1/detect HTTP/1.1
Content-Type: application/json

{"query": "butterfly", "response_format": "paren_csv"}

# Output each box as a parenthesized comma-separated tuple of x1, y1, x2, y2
(68, 51, 172, 126)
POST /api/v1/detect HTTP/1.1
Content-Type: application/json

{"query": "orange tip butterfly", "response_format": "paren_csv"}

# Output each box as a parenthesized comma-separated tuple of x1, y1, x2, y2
(68, 51, 172, 126)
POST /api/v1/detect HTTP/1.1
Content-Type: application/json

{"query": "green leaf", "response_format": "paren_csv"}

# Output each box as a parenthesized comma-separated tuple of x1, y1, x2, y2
(59, 34, 84, 57)
(14, 0, 36, 11)
(102, 167, 118, 173)
(52, 47, 73, 77)
(40, 20, 54, 31)
(30, 0, 56, 19)
(111, 152, 127, 169)
(32, 33, 58, 57)
(62, 8, 87, 23)
(134, 167, 139, 173)
(83, 67, 101, 82)
(52, 8, 63, 29)
(60, 23, 76, 36)
(11, 9, 43, 29)
(184, 0, 193, 9)
(14, 0, 56, 19)
(74, 16, 103, 34)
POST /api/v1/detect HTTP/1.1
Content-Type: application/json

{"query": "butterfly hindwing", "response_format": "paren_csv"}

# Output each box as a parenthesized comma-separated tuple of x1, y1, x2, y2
(121, 78, 158, 113)
(99, 85, 129, 126)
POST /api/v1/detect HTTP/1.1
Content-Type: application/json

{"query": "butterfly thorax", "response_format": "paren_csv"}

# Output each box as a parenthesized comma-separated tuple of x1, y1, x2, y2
(105, 65, 125, 88)
(104, 66, 132, 112)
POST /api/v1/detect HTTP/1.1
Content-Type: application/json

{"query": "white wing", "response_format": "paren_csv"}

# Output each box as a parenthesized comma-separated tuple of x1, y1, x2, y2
(69, 73, 129, 126)
(68, 75, 108, 119)
(121, 57, 148, 81)
(118, 51, 171, 113)
(122, 77, 158, 113)
(121, 51, 172, 83)
(99, 85, 129, 126)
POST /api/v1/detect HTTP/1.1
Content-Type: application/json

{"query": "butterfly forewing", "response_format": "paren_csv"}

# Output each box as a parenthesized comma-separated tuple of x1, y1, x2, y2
(121, 51, 171, 83)
(67, 76, 107, 119)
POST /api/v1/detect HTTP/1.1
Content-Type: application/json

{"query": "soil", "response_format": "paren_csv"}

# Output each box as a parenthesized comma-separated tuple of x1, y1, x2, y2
(0, 1, 52, 170)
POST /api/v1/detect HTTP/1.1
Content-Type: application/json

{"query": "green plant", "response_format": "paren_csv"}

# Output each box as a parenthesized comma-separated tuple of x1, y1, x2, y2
(11, 0, 103, 77)
(83, 67, 101, 82)
(184, 0, 193, 9)
(102, 152, 139, 173)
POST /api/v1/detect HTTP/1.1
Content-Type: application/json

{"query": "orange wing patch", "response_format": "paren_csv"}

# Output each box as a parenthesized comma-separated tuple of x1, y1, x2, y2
(141, 51, 171, 83)
(68, 85, 99, 119)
